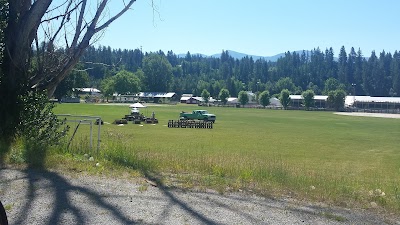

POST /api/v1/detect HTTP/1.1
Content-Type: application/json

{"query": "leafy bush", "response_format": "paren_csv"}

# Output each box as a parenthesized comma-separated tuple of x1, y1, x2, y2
(258, 90, 270, 107)
(302, 89, 315, 110)
(17, 91, 69, 167)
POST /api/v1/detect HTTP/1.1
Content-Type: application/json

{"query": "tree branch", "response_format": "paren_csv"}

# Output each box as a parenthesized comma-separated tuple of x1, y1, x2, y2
(95, 0, 136, 33)
(71, 0, 87, 48)
(48, 0, 74, 49)
(40, 0, 81, 24)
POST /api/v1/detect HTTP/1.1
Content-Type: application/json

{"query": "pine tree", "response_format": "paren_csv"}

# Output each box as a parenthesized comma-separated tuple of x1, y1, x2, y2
(347, 47, 357, 85)
(338, 46, 348, 84)
(391, 51, 400, 97)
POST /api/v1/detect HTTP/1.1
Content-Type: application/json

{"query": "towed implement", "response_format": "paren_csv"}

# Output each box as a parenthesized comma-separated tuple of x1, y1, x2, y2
(168, 120, 213, 129)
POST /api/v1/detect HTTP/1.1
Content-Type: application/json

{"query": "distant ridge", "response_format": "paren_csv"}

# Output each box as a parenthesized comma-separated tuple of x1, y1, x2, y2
(178, 50, 312, 62)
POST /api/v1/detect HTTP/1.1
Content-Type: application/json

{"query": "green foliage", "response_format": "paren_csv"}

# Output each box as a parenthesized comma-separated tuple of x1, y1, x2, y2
(79, 46, 400, 98)
(18, 91, 68, 146)
(0, 0, 7, 63)
(196, 80, 210, 96)
(201, 89, 210, 103)
(238, 91, 249, 106)
(112, 70, 140, 94)
(338, 46, 348, 84)
(306, 82, 320, 94)
(53, 65, 89, 99)
(323, 78, 346, 95)
(302, 89, 315, 110)
(279, 89, 291, 109)
(218, 88, 230, 105)
(327, 89, 347, 111)
(275, 77, 296, 93)
(17, 91, 69, 167)
(142, 53, 172, 92)
(258, 90, 270, 107)
(100, 77, 115, 101)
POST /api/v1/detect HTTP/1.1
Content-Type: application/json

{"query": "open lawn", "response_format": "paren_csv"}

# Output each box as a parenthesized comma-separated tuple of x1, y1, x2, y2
(50, 103, 400, 211)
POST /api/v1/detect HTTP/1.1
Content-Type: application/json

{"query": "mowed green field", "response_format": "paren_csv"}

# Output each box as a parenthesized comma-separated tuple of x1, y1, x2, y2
(53, 103, 400, 210)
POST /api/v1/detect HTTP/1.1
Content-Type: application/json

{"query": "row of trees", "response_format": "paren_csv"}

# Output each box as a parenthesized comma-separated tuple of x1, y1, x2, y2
(1, 0, 395, 158)
(199, 86, 345, 112)
(74, 46, 400, 100)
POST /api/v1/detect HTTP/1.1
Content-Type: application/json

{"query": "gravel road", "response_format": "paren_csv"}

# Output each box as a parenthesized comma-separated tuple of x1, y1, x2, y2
(1, 168, 398, 225)
(334, 112, 400, 119)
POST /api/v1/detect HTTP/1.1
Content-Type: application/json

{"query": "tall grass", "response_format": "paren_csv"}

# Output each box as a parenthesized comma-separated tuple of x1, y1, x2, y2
(44, 103, 400, 211)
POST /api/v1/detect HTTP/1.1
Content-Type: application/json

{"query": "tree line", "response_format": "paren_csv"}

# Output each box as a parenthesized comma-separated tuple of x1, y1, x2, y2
(66, 46, 400, 100)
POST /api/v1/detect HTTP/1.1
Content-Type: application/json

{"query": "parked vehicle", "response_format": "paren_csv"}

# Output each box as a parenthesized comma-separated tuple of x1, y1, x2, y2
(179, 110, 216, 123)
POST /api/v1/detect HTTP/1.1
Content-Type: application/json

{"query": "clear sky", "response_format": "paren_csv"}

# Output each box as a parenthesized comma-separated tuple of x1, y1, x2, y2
(97, 0, 400, 57)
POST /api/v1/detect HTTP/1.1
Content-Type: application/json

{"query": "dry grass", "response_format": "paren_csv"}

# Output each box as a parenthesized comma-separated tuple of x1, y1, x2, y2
(7, 103, 400, 212)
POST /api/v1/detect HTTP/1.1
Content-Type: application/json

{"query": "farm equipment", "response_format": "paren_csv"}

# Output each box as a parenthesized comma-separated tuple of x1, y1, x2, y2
(122, 104, 147, 124)
(123, 108, 146, 122)
(145, 111, 158, 124)
(179, 110, 216, 123)
(168, 120, 213, 129)
(120, 104, 159, 124)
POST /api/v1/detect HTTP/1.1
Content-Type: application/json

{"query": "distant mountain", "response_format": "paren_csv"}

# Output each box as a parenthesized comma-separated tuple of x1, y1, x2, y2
(210, 50, 265, 60)
(177, 53, 208, 58)
(178, 50, 312, 62)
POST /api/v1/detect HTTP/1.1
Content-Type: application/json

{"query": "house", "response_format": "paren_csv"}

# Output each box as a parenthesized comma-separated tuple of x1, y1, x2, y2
(227, 97, 239, 104)
(186, 97, 202, 104)
(269, 97, 282, 107)
(74, 88, 101, 96)
(112, 92, 177, 103)
(346, 96, 400, 110)
(289, 95, 328, 108)
(246, 91, 257, 103)
(180, 94, 193, 103)
(137, 92, 177, 103)
(113, 94, 137, 103)
(180, 95, 217, 104)
(287, 95, 400, 111)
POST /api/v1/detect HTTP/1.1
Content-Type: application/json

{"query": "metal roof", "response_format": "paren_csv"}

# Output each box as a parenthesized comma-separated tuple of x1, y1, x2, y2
(180, 96, 191, 101)
(137, 92, 176, 98)
(289, 95, 400, 106)
(74, 88, 101, 93)
(345, 96, 400, 106)
(289, 95, 328, 100)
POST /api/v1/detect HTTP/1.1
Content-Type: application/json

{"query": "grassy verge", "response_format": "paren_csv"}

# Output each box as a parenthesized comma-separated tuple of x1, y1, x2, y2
(4, 103, 400, 212)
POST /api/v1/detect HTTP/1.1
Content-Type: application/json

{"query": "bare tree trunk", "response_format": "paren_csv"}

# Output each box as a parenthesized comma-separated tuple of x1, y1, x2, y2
(0, 0, 52, 145)
(0, 0, 137, 145)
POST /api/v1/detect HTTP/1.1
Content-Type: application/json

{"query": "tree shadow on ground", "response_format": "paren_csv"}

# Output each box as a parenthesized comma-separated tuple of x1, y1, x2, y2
(2, 169, 141, 225)
(1, 151, 390, 224)
(0, 141, 12, 168)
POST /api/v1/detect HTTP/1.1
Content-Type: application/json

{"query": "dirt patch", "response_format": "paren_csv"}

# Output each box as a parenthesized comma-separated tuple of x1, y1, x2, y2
(334, 112, 400, 119)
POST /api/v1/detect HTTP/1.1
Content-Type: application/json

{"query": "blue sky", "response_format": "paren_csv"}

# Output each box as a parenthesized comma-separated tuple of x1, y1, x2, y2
(97, 0, 400, 57)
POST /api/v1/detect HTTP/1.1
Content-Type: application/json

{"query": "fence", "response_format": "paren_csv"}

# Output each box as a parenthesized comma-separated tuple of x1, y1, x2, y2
(57, 114, 102, 154)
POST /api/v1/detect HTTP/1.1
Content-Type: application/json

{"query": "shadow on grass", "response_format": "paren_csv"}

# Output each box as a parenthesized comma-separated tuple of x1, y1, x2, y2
(1, 149, 388, 224)
(0, 140, 12, 168)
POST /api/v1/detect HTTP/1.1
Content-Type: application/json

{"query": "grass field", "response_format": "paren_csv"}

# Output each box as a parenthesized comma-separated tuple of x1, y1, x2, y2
(28, 103, 400, 211)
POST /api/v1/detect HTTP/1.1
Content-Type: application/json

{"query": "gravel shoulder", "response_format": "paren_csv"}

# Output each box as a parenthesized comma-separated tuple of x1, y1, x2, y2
(1, 168, 399, 225)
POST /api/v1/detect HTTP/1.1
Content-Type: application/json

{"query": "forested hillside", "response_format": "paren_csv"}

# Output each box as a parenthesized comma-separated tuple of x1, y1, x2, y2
(59, 46, 400, 99)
